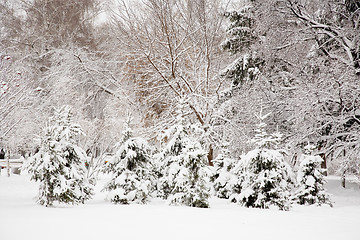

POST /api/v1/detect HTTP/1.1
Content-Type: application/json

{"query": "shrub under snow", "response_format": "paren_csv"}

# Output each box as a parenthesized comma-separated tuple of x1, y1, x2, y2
(211, 148, 238, 199)
(103, 121, 155, 204)
(22, 106, 93, 207)
(295, 152, 332, 206)
(156, 98, 211, 208)
(230, 112, 294, 210)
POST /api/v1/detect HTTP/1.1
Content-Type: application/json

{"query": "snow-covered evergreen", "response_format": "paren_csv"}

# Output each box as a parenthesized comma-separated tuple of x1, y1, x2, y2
(220, 5, 262, 88)
(231, 112, 294, 210)
(211, 147, 238, 199)
(22, 106, 93, 207)
(295, 145, 332, 206)
(156, 98, 210, 208)
(103, 117, 155, 204)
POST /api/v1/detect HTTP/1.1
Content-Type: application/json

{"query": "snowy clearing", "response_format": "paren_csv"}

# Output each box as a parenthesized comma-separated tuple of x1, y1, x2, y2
(1, 172, 359, 240)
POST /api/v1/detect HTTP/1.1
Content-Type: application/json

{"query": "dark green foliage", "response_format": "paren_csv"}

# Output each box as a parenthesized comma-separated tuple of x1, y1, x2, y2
(221, 54, 263, 87)
(230, 115, 294, 210)
(220, 5, 264, 87)
(156, 99, 211, 208)
(211, 151, 237, 199)
(103, 123, 155, 204)
(221, 8, 256, 54)
(295, 154, 332, 206)
(23, 106, 93, 207)
(234, 152, 294, 210)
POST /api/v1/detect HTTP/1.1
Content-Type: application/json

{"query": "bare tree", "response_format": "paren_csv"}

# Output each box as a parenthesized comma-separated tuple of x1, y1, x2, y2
(109, 0, 230, 164)
(271, 0, 360, 180)
(0, 55, 27, 140)
(283, 0, 360, 75)
(214, 0, 360, 181)
(0, 0, 111, 155)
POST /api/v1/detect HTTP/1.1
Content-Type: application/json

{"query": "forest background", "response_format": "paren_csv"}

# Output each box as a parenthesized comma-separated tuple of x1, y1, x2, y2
(1, 0, 360, 183)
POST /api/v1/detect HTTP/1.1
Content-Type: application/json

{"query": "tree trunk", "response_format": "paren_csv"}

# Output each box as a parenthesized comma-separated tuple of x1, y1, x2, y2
(207, 144, 214, 166)
(7, 150, 10, 177)
(320, 153, 327, 176)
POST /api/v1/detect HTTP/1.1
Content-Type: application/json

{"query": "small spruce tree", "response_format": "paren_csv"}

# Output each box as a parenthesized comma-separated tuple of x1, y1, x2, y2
(156, 98, 210, 208)
(211, 147, 238, 199)
(231, 112, 294, 210)
(103, 116, 155, 204)
(23, 106, 93, 207)
(295, 144, 332, 206)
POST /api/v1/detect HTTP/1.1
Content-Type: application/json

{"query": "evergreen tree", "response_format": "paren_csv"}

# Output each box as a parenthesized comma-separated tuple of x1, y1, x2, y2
(210, 147, 238, 199)
(156, 98, 210, 208)
(295, 145, 332, 206)
(231, 112, 294, 210)
(23, 106, 93, 207)
(103, 117, 155, 204)
(220, 4, 263, 88)
(212, 1, 266, 158)
(221, 6, 255, 55)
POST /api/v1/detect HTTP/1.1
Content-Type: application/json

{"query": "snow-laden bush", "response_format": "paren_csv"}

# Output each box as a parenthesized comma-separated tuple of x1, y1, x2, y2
(231, 148, 294, 210)
(211, 148, 238, 199)
(230, 112, 294, 210)
(103, 120, 155, 204)
(23, 106, 93, 207)
(294, 149, 332, 206)
(156, 98, 210, 208)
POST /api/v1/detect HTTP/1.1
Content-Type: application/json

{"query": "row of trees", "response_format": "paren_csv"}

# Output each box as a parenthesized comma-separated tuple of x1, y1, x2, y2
(23, 105, 331, 210)
(2, 0, 360, 185)
(213, 0, 360, 184)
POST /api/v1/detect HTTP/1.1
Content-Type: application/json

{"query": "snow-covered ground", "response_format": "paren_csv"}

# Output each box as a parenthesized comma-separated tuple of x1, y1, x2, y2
(1, 171, 359, 240)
